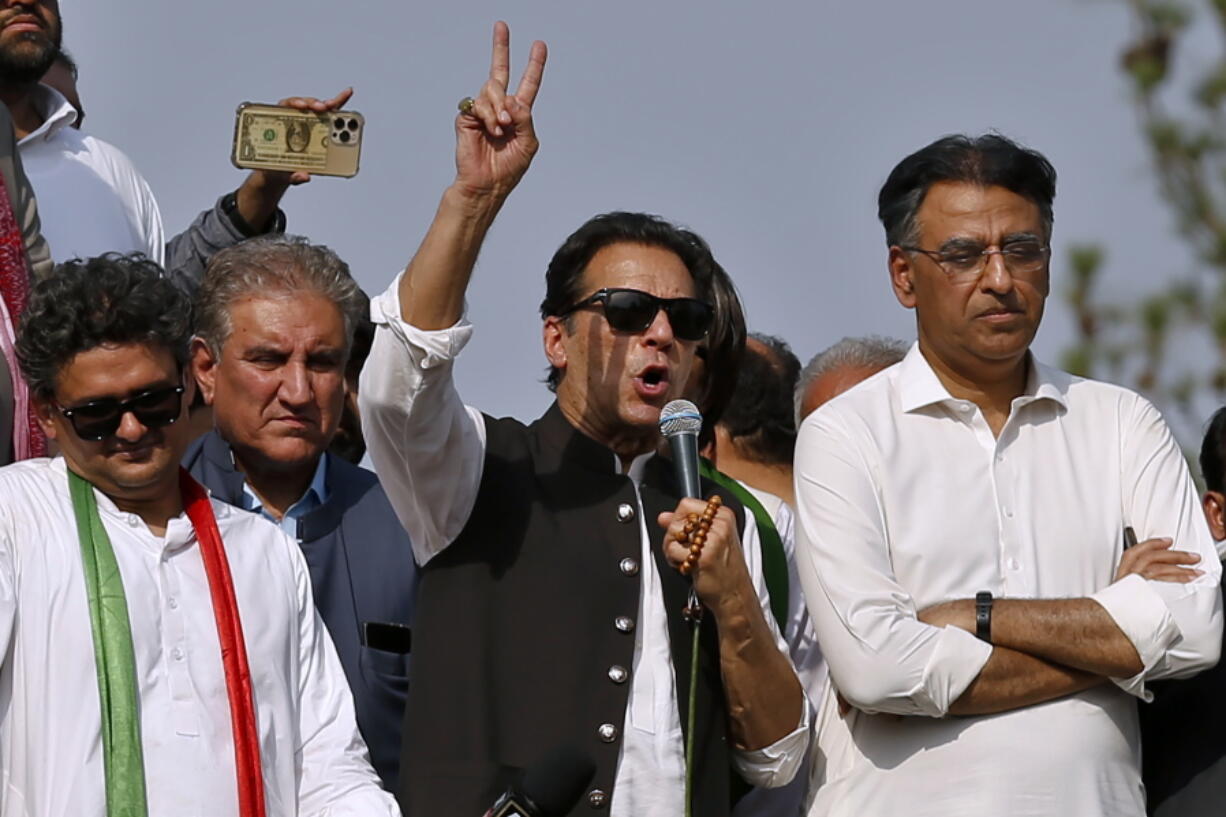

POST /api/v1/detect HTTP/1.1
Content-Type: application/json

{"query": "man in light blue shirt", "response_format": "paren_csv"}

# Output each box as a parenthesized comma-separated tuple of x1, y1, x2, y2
(238, 448, 328, 538)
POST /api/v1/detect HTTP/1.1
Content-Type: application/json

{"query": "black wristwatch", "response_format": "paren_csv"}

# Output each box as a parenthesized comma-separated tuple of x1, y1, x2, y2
(975, 591, 993, 643)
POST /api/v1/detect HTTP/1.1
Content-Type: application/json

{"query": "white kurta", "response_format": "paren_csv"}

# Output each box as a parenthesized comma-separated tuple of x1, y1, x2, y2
(19, 84, 165, 266)
(794, 344, 1224, 817)
(0, 457, 399, 817)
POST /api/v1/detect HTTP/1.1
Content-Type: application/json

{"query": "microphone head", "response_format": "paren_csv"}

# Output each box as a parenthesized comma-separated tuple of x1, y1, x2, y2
(519, 744, 597, 816)
(659, 399, 702, 438)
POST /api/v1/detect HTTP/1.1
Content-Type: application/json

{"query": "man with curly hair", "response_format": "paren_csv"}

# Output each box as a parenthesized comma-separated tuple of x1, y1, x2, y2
(0, 254, 397, 816)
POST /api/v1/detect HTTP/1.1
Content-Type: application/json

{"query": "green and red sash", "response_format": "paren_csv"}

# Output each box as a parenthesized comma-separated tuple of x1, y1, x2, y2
(69, 467, 266, 816)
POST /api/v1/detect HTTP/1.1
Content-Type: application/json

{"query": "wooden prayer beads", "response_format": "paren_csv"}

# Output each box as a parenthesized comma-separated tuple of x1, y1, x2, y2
(679, 495, 722, 575)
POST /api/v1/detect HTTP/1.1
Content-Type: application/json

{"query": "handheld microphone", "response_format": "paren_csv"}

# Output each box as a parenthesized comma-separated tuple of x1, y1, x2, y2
(485, 744, 596, 817)
(659, 399, 703, 499)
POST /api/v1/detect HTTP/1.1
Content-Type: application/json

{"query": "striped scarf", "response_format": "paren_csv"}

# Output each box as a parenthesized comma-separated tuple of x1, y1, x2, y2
(69, 468, 266, 815)
(0, 166, 44, 460)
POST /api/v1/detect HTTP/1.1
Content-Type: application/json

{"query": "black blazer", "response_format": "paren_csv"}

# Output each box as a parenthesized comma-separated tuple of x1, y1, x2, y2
(184, 430, 418, 792)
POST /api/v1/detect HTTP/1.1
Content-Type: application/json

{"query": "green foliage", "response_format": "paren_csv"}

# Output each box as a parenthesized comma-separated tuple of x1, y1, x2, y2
(1070, 1, 1226, 442)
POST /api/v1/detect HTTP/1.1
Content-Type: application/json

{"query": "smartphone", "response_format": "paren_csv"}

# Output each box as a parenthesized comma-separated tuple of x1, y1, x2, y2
(231, 102, 364, 178)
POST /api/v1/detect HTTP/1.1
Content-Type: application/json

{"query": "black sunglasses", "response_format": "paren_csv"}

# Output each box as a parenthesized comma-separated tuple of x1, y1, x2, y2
(558, 288, 714, 341)
(55, 384, 186, 441)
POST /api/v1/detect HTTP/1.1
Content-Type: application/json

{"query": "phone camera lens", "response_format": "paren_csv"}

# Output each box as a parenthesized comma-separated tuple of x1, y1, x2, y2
(338, 130, 351, 143)
(347, 119, 358, 131)
(334, 117, 345, 130)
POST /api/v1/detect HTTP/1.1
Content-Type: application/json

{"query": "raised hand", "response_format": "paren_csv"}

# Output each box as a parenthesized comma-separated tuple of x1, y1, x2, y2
(235, 88, 355, 231)
(454, 21, 547, 200)
(267, 87, 356, 186)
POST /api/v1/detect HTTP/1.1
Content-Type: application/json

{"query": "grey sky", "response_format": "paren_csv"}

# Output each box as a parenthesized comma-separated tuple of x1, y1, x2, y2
(66, 0, 1201, 422)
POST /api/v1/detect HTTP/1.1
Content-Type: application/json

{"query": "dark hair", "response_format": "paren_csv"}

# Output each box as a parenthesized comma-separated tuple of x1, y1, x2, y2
(694, 260, 746, 447)
(1200, 407, 1226, 493)
(195, 234, 366, 360)
(346, 286, 375, 383)
(54, 48, 79, 80)
(17, 254, 190, 398)
(878, 133, 1057, 247)
(539, 211, 724, 391)
(718, 333, 800, 465)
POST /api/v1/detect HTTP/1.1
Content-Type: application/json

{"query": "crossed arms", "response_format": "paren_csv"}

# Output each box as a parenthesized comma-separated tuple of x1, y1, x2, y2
(793, 397, 1223, 719)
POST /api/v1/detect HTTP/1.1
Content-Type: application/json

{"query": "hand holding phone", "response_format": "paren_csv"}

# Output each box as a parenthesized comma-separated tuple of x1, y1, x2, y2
(232, 101, 364, 178)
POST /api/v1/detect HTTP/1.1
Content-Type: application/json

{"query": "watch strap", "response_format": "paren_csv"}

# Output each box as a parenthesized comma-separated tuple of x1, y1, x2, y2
(975, 591, 993, 643)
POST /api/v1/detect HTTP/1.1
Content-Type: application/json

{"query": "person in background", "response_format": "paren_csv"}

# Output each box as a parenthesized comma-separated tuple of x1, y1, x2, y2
(1138, 406, 1226, 816)
(185, 235, 417, 792)
(329, 286, 375, 465)
(0, 93, 51, 466)
(793, 335, 908, 426)
(709, 333, 799, 506)
(0, 0, 343, 289)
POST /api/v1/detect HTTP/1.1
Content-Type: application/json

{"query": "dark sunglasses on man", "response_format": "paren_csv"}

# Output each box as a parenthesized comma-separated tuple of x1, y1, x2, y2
(54, 383, 187, 441)
(557, 287, 714, 341)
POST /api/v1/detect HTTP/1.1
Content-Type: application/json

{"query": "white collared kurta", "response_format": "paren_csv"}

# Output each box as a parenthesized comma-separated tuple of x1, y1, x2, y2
(0, 457, 398, 817)
(794, 344, 1223, 817)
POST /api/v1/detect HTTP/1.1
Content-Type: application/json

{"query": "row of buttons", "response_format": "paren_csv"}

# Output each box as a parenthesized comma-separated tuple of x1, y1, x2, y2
(589, 502, 639, 808)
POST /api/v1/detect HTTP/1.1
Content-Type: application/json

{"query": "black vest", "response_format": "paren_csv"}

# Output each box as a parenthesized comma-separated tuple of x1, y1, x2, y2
(399, 403, 745, 816)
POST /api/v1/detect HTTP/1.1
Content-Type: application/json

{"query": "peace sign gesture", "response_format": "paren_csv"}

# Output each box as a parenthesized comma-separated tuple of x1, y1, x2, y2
(455, 21, 547, 200)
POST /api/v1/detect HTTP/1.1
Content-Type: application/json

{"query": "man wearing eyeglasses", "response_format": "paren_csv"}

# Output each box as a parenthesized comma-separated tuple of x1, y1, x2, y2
(360, 23, 807, 817)
(793, 134, 1223, 816)
(0, 254, 398, 815)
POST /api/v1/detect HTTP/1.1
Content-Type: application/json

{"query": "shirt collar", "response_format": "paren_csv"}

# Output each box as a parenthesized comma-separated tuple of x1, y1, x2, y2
(614, 450, 655, 485)
(897, 341, 1070, 414)
(20, 84, 78, 146)
(239, 452, 330, 520)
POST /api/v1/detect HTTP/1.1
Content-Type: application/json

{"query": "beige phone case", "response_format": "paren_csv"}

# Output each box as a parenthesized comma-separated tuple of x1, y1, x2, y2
(231, 103, 364, 178)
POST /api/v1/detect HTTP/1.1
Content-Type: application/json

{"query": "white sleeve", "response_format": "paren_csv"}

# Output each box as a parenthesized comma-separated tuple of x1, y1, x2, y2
(134, 171, 164, 267)
(793, 413, 992, 717)
(774, 500, 825, 700)
(0, 503, 15, 668)
(1089, 394, 1223, 699)
(730, 513, 812, 788)
(358, 272, 487, 566)
(291, 541, 400, 816)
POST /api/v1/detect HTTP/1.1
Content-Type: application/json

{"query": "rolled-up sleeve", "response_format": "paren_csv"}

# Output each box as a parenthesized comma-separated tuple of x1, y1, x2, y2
(359, 273, 487, 566)
(1091, 394, 1224, 700)
(793, 414, 993, 716)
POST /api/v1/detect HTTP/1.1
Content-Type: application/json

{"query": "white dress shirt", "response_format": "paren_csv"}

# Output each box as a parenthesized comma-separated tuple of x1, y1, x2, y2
(19, 84, 165, 265)
(360, 277, 809, 815)
(793, 343, 1223, 817)
(0, 457, 398, 817)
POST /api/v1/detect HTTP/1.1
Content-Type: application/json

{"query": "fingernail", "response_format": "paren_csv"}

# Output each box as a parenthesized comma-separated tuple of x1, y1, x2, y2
(499, 109, 512, 124)
(494, 126, 504, 137)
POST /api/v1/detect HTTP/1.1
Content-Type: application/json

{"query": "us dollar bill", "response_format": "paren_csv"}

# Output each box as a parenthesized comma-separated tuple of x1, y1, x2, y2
(236, 110, 328, 171)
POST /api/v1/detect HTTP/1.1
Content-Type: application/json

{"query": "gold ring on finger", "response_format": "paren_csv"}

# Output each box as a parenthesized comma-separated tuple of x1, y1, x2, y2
(458, 96, 476, 115)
